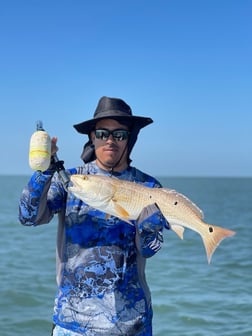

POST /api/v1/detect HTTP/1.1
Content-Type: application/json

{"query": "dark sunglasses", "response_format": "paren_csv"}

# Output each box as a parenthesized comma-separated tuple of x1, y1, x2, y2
(95, 129, 130, 141)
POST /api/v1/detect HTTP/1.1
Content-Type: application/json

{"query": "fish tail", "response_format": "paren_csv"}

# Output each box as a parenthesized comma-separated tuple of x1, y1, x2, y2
(202, 224, 236, 264)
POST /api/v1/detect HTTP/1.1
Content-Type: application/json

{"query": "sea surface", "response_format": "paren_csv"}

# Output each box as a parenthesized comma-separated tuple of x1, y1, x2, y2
(0, 175, 251, 336)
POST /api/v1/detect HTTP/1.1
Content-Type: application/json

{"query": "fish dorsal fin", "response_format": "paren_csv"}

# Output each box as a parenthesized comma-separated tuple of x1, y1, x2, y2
(161, 188, 204, 219)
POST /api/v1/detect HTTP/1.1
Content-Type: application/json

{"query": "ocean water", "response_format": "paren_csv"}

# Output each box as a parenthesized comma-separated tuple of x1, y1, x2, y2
(0, 175, 251, 336)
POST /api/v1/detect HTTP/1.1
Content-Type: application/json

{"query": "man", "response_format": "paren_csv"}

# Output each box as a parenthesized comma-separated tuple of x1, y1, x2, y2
(19, 96, 169, 336)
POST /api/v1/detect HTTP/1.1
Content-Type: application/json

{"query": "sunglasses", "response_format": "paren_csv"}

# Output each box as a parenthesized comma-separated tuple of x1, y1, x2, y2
(95, 129, 130, 141)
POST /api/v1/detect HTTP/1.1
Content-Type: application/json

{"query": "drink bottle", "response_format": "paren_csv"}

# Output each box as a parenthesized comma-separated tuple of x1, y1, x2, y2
(29, 121, 51, 171)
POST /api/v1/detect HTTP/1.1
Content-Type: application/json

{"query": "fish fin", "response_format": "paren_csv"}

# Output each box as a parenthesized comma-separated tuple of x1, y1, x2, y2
(104, 205, 133, 225)
(171, 224, 185, 240)
(201, 224, 236, 264)
(111, 199, 130, 219)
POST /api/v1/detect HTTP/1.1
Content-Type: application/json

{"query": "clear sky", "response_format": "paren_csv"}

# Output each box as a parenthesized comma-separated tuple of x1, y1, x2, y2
(0, 0, 251, 177)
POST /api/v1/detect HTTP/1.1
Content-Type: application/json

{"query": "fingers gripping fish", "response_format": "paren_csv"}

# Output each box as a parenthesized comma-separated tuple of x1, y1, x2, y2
(68, 174, 236, 264)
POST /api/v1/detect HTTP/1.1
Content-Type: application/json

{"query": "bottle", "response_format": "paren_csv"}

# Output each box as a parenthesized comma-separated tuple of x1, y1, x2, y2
(29, 121, 51, 172)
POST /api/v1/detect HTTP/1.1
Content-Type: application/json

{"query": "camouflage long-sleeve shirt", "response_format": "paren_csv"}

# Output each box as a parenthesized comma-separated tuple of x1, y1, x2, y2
(19, 161, 167, 336)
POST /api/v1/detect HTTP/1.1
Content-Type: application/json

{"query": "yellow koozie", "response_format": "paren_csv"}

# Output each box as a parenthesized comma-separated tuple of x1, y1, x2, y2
(29, 130, 51, 171)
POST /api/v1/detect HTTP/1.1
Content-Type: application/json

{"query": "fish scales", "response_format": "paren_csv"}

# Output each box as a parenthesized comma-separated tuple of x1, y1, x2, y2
(101, 178, 206, 236)
(112, 179, 160, 218)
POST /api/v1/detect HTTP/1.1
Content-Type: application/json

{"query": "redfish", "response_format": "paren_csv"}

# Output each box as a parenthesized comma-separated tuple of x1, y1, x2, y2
(69, 174, 235, 263)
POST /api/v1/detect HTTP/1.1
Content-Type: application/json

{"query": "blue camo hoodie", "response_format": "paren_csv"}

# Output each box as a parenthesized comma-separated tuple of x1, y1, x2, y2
(19, 161, 167, 336)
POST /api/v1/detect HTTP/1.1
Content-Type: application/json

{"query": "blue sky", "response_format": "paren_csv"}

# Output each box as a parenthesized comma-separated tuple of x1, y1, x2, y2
(0, 0, 251, 176)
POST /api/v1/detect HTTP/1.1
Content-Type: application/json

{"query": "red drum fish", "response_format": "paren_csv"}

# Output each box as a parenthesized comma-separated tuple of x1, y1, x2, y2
(69, 174, 235, 263)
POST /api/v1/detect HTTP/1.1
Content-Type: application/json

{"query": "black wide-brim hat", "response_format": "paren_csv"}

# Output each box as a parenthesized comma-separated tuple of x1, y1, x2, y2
(74, 96, 153, 134)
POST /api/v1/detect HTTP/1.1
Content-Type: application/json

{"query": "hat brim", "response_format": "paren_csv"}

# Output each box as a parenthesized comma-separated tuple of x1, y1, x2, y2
(74, 115, 153, 134)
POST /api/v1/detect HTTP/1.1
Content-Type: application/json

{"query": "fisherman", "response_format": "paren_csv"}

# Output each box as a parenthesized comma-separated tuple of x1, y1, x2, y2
(19, 96, 169, 336)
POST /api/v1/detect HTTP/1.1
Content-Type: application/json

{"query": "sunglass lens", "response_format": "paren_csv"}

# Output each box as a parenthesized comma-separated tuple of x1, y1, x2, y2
(95, 130, 109, 140)
(112, 130, 129, 141)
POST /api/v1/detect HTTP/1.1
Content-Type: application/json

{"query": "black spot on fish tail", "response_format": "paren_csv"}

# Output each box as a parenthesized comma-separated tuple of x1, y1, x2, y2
(209, 226, 213, 233)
